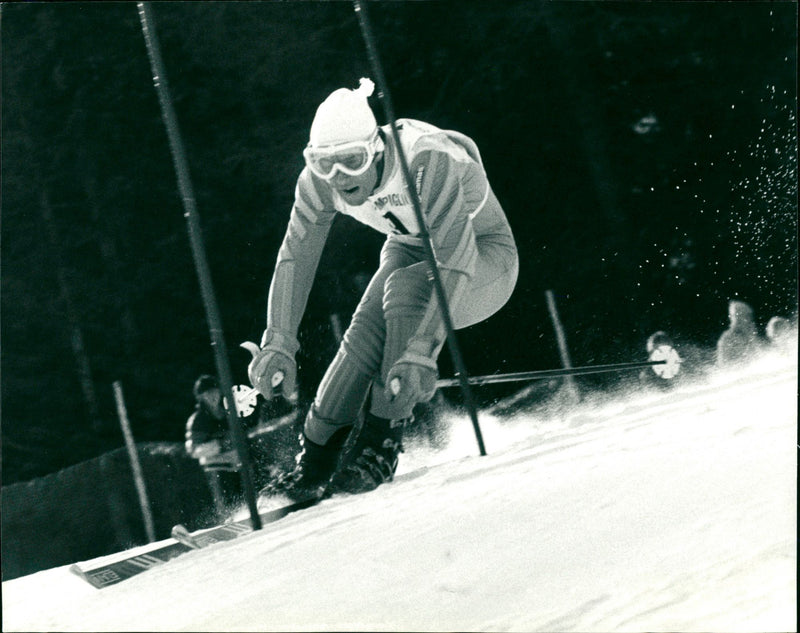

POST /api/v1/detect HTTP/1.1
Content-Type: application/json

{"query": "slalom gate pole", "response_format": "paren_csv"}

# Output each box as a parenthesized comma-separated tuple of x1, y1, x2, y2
(137, 3, 261, 530)
(353, 0, 486, 456)
(435, 358, 667, 389)
(545, 290, 580, 402)
(113, 381, 157, 543)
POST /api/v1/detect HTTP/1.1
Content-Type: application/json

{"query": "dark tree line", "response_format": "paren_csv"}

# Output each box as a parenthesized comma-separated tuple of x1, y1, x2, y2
(2, 1, 796, 483)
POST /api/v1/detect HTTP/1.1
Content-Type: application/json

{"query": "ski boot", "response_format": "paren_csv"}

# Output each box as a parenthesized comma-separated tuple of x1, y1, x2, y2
(328, 412, 410, 495)
(260, 428, 349, 501)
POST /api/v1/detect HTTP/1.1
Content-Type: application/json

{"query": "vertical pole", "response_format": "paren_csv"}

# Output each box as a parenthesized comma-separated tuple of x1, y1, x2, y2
(353, 0, 486, 456)
(113, 381, 157, 543)
(137, 2, 261, 529)
(545, 290, 581, 403)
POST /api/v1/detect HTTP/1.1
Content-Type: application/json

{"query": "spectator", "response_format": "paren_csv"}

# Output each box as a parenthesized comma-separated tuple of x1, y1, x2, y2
(639, 330, 679, 387)
(765, 316, 794, 358)
(185, 375, 231, 460)
(716, 300, 762, 367)
(185, 375, 242, 512)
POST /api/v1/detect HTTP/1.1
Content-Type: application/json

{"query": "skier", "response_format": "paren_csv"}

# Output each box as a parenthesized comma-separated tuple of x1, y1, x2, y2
(716, 300, 762, 367)
(248, 78, 518, 498)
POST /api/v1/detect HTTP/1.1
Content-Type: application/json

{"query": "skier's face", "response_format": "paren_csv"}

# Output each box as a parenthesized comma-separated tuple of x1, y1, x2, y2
(304, 131, 384, 206)
(330, 153, 381, 206)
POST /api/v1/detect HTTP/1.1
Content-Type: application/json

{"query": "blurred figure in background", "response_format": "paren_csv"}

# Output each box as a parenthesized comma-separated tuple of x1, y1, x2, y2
(716, 300, 762, 367)
(185, 375, 242, 514)
(765, 316, 795, 359)
(185, 375, 232, 460)
(638, 330, 678, 389)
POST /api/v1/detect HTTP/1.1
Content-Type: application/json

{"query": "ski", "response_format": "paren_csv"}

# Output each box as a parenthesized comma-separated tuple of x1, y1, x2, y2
(170, 524, 202, 549)
(70, 495, 322, 589)
(169, 517, 252, 551)
(170, 493, 321, 550)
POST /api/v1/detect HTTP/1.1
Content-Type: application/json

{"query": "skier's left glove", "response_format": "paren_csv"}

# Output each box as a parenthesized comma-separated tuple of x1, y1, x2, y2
(386, 339, 439, 412)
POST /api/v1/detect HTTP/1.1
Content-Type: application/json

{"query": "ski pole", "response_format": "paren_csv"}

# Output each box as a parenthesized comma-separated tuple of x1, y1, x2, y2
(138, 2, 261, 530)
(436, 357, 675, 388)
(231, 357, 668, 395)
(353, 0, 487, 456)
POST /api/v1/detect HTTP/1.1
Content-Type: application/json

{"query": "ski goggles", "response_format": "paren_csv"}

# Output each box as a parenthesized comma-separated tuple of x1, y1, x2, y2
(303, 132, 384, 180)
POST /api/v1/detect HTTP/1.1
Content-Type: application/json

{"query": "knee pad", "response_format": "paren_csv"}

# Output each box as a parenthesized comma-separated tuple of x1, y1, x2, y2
(383, 263, 432, 317)
(342, 311, 384, 372)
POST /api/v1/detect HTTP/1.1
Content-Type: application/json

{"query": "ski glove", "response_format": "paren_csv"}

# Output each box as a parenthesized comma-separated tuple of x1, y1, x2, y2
(247, 329, 300, 402)
(386, 339, 439, 412)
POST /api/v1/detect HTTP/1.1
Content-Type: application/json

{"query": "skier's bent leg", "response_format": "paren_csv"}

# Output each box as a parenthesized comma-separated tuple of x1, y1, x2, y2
(271, 265, 395, 499)
(450, 235, 518, 330)
(267, 350, 372, 499)
(298, 241, 417, 451)
(364, 239, 517, 471)
(365, 261, 436, 421)
(328, 263, 432, 493)
(331, 234, 517, 494)
(304, 347, 374, 445)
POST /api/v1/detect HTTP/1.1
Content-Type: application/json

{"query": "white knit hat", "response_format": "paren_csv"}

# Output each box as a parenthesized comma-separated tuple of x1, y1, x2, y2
(309, 78, 377, 147)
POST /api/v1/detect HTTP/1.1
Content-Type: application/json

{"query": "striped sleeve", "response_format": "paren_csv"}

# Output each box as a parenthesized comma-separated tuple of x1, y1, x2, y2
(266, 168, 336, 339)
(407, 149, 482, 351)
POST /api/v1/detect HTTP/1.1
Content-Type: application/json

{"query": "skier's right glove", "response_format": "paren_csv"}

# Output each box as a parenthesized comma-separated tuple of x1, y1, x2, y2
(247, 329, 300, 402)
(386, 338, 439, 413)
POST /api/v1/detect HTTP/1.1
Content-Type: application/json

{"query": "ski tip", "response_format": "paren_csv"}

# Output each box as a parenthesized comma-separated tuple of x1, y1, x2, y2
(171, 524, 201, 549)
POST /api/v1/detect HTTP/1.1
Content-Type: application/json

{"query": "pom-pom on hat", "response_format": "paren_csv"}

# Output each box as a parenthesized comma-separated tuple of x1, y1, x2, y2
(309, 78, 377, 147)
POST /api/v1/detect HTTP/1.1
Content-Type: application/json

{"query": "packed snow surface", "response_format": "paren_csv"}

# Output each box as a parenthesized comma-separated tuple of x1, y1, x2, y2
(3, 355, 796, 632)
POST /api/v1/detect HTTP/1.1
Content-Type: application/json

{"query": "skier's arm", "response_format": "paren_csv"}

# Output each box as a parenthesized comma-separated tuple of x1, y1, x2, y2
(406, 149, 483, 355)
(249, 169, 336, 399)
(266, 169, 336, 340)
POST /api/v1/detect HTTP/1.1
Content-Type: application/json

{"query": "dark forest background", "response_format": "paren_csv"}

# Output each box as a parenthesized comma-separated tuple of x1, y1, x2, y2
(2, 1, 797, 485)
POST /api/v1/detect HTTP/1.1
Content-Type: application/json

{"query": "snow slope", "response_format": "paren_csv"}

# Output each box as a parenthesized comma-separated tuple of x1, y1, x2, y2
(3, 355, 796, 632)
